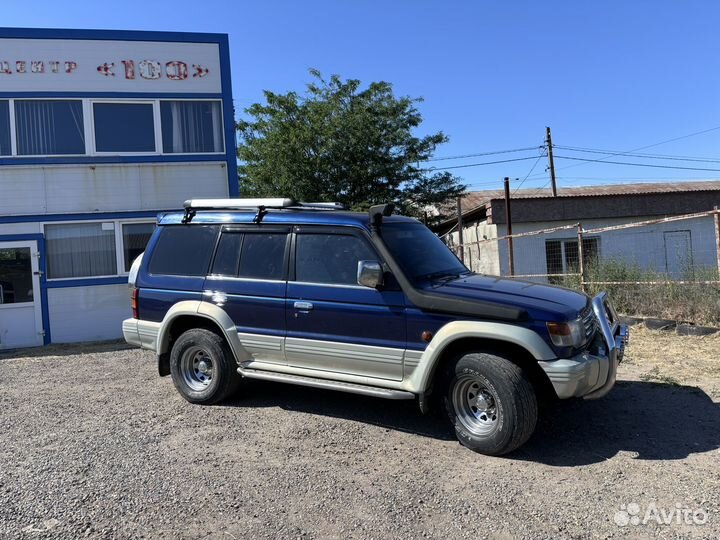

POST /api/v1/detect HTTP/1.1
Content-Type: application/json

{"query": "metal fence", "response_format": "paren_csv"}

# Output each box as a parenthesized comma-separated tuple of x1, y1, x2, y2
(444, 209, 720, 325)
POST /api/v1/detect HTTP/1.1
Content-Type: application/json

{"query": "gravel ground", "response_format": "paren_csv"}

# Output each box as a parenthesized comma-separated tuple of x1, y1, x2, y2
(0, 331, 718, 540)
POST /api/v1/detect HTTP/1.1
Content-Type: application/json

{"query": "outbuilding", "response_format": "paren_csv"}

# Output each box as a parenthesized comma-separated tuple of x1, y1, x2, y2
(0, 27, 237, 349)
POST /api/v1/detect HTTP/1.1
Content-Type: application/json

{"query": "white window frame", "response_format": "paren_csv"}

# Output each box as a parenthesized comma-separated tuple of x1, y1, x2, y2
(44, 218, 156, 281)
(158, 98, 225, 155)
(12, 98, 88, 158)
(1, 98, 225, 158)
(90, 100, 160, 156)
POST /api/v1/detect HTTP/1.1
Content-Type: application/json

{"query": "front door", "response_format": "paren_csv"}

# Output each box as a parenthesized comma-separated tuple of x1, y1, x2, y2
(285, 229, 406, 381)
(664, 230, 692, 279)
(0, 241, 43, 349)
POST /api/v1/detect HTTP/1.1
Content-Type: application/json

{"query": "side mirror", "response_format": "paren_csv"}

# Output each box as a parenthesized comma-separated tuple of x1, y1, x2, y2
(357, 260, 384, 289)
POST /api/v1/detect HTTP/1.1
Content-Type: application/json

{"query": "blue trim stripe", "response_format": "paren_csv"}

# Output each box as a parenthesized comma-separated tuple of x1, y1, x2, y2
(0, 210, 165, 224)
(218, 34, 239, 197)
(0, 27, 228, 44)
(46, 277, 128, 289)
(0, 155, 228, 167)
(0, 233, 51, 344)
(0, 92, 223, 99)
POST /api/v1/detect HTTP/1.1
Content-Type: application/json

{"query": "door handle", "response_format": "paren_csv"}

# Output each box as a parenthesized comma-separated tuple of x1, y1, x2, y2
(294, 301, 313, 311)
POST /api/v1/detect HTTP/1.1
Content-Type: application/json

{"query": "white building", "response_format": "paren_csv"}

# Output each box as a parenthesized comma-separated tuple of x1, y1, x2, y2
(437, 182, 720, 280)
(0, 28, 237, 349)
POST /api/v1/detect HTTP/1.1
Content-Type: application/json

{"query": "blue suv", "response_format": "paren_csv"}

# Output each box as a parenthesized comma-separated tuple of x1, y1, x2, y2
(123, 198, 628, 455)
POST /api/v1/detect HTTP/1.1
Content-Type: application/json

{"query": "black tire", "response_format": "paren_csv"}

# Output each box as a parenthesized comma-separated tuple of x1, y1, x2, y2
(169, 328, 241, 405)
(442, 352, 538, 456)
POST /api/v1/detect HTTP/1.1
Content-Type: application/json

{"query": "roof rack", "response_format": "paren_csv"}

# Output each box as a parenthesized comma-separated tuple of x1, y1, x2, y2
(181, 198, 347, 223)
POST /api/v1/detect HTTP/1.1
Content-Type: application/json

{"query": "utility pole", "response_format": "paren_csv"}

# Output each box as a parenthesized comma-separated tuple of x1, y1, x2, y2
(545, 126, 558, 197)
(504, 177, 514, 276)
(456, 197, 464, 263)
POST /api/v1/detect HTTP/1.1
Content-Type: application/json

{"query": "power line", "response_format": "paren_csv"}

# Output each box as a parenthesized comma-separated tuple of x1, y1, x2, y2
(513, 149, 547, 195)
(553, 155, 720, 172)
(426, 146, 541, 162)
(528, 123, 720, 178)
(425, 155, 542, 171)
(554, 145, 720, 164)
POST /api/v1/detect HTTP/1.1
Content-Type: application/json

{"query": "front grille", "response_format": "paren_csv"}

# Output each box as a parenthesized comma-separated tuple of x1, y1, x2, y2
(581, 305, 597, 341)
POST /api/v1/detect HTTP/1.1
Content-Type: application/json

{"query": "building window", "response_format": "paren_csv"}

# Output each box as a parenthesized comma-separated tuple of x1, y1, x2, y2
(46, 223, 117, 279)
(161, 101, 223, 154)
(122, 223, 155, 272)
(15, 100, 85, 155)
(0, 101, 10, 156)
(93, 103, 155, 153)
(545, 238, 599, 277)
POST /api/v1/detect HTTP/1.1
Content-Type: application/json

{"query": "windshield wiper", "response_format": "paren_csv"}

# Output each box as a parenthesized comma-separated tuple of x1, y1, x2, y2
(420, 270, 464, 282)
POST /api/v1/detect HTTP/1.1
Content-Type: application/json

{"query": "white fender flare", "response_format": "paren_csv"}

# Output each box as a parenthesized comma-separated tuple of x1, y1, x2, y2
(156, 301, 247, 362)
(404, 320, 556, 393)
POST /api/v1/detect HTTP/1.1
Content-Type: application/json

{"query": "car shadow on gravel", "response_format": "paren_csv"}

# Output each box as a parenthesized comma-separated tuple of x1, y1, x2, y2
(224, 378, 719, 463)
(223, 380, 455, 441)
(515, 380, 720, 465)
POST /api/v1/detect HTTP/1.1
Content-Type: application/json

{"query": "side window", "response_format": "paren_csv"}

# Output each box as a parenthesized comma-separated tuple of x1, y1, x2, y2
(295, 233, 377, 285)
(211, 232, 288, 280)
(211, 232, 243, 276)
(148, 225, 218, 276)
(238, 233, 287, 280)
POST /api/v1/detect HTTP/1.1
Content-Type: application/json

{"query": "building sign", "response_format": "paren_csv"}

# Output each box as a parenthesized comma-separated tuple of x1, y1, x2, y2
(0, 38, 221, 93)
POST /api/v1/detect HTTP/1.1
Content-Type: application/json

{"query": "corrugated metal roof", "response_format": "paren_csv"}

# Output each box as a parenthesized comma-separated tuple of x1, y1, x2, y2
(458, 180, 720, 214)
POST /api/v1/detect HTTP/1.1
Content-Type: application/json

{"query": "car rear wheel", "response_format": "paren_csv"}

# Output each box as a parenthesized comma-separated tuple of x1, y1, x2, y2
(169, 328, 240, 405)
(442, 352, 538, 456)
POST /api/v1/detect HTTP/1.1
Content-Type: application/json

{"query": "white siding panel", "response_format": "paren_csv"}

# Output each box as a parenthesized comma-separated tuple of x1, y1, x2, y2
(138, 163, 229, 210)
(0, 162, 229, 216)
(48, 284, 130, 343)
(0, 222, 42, 236)
(0, 167, 47, 215)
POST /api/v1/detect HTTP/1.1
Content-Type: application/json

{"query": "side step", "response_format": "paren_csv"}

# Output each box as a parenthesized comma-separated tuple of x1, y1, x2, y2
(237, 368, 415, 400)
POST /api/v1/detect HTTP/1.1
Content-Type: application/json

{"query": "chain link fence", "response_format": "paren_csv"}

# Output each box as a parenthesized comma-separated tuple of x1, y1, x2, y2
(445, 210, 720, 325)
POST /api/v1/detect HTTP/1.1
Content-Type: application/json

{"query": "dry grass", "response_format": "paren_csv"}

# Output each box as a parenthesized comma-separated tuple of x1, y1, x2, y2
(622, 325, 720, 385)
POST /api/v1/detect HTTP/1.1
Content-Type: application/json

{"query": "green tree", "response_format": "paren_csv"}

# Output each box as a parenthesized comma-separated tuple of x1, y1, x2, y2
(236, 70, 466, 223)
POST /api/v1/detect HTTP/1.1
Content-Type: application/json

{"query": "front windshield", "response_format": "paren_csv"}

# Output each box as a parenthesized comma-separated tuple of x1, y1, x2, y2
(382, 221, 469, 282)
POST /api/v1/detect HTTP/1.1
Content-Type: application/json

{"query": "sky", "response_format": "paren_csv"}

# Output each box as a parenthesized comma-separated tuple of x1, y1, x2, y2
(2, 0, 720, 193)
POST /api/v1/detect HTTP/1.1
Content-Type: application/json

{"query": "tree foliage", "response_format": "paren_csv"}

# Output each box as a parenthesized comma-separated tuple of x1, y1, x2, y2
(236, 70, 466, 223)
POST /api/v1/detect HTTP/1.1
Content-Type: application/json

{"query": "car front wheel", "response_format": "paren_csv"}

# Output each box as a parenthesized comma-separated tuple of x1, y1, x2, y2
(443, 352, 538, 456)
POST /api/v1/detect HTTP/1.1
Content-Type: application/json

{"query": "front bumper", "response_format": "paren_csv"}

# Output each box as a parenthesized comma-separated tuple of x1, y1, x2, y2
(538, 293, 629, 400)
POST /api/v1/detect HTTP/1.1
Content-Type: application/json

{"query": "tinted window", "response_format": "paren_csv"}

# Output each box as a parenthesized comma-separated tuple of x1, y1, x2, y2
(148, 226, 218, 276)
(296, 234, 376, 285)
(15, 100, 85, 155)
(238, 234, 287, 280)
(382, 222, 467, 282)
(0, 101, 10, 156)
(94, 103, 155, 152)
(211, 232, 243, 276)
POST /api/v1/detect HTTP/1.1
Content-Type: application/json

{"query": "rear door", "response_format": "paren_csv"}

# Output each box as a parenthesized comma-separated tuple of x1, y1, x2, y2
(285, 227, 406, 381)
(205, 226, 290, 364)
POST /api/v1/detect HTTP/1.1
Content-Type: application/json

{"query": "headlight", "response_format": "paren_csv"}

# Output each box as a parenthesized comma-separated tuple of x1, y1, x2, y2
(546, 318, 585, 348)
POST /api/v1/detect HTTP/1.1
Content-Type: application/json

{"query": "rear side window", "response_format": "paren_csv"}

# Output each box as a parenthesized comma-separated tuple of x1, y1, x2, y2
(211, 232, 288, 280)
(295, 233, 377, 285)
(238, 234, 287, 280)
(148, 225, 218, 276)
